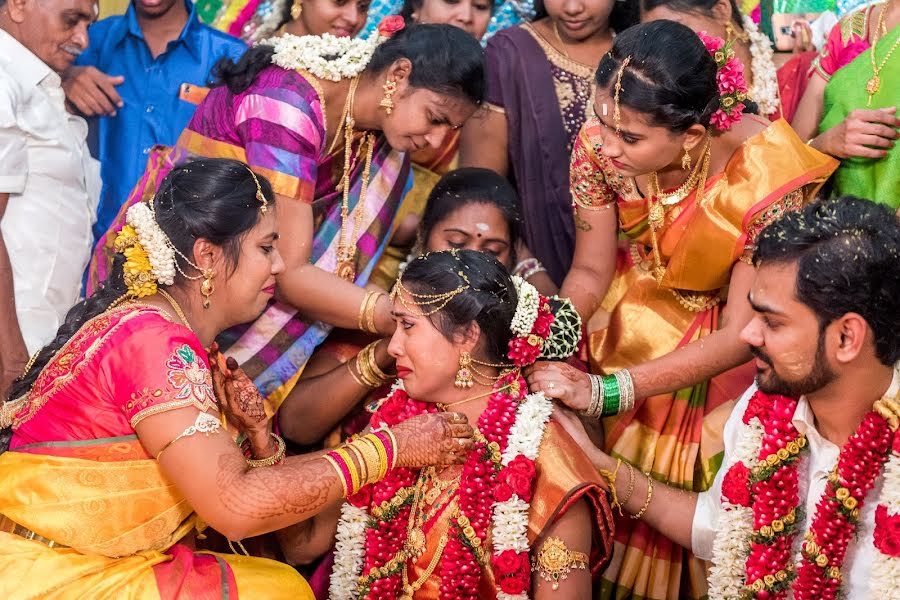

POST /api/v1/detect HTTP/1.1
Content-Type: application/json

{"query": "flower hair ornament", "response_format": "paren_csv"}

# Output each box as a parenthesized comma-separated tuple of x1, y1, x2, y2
(697, 31, 749, 131)
(265, 16, 405, 82)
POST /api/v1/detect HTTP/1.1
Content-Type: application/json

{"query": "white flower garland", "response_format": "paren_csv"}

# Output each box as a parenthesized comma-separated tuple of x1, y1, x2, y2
(743, 16, 780, 117)
(708, 414, 764, 600)
(510, 276, 540, 337)
(329, 503, 369, 600)
(491, 390, 554, 600)
(330, 390, 554, 600)
(264, 32, 386, 82)
(126, 203, 176, 286)
(871, 451, 900, 595)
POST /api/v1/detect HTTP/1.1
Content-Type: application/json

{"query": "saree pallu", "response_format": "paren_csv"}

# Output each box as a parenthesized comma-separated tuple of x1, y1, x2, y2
(819, 24, 900, 207)
(405, 422, 614, 599)
(0, 436, 311, 599)
(576, 119, 836, 600)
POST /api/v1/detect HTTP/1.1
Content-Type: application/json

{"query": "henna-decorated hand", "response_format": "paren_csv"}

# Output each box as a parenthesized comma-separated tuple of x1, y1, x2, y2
(524, 361, 591, 412)
(391, 412, 474, 469)
(209, 343, 268, 436)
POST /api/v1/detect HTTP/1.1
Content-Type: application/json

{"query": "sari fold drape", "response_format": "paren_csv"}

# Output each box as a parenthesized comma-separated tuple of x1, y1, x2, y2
(0, 437, 311, 600)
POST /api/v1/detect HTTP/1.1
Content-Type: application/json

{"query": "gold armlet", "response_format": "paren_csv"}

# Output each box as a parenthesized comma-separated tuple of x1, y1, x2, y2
(155, 412, 223, 460)
(532, 537, 589, 590)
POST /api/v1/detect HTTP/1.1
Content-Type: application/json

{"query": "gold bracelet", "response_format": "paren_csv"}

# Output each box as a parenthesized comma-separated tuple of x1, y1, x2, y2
(619, 461, 636, 507)
(245, 433, 286, 468)
(360, 433, 389, 481)
(631, 471, 654, 520)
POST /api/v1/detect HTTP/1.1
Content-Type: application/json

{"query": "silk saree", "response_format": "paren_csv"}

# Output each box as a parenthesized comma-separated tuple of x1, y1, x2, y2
(569, 117, 837, 600)
(88, 66, 411, 407)
(0, 305, 312, 599)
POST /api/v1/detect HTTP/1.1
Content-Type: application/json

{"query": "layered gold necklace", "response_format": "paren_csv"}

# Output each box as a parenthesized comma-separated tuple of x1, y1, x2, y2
(867, 1, 900, 105)
(333, 77, 375, 281)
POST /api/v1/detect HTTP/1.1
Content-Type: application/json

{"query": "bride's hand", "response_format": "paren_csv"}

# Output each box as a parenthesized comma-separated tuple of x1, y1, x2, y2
(390, 412, 474, 468)
(552, 406, 615, 473)
(524, 361, 591, 412)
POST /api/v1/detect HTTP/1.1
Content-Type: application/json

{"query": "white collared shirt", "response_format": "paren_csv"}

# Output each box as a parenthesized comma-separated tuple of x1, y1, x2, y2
(693, 365, 900, 599)
(0, 29, 100, 354)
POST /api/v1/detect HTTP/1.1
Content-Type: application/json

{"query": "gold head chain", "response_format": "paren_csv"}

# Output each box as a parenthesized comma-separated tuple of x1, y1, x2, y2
(613, 55, 632, 134)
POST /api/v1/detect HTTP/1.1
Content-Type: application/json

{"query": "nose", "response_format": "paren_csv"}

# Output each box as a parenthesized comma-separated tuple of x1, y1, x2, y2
(387, 327, 404, 358)
(344, 3, 360, 28)
(424, 127, 449, 149)
(73, 23, 90, 50)
(561, 0, 584, 17)
(271, 247, 286, 276)
(739, 316, 763, 348)
(455, 3, 474, 24)
(599, 132, 624, 159)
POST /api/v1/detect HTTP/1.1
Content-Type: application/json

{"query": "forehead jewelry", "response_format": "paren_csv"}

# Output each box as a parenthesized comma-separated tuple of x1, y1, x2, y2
(613, 56, 632, 135)
(246, 168, 268, 214)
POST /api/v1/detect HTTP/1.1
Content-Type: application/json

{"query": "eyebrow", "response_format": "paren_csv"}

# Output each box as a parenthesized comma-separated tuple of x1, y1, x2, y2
(591, 101, 644, 140)
(442, 227, 509, 246)
(747, 292, 785, 317)
(65, 8, 97, 22)
(264, 231, 279, 241)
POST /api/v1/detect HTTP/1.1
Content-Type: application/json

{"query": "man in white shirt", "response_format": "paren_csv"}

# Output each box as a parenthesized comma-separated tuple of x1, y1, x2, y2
(551, 196, 900, 598)
(0, 0, 100, 395)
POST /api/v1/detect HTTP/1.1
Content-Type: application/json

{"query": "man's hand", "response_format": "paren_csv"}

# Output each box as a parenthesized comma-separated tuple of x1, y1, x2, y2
(62, 66, 124, 117)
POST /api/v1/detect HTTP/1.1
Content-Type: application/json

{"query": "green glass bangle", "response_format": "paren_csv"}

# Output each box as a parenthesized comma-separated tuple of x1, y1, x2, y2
(601, 374, 621, 416)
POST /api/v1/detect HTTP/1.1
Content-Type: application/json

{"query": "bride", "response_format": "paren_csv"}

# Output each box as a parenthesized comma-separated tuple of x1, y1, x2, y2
(324, 249, 614, 599)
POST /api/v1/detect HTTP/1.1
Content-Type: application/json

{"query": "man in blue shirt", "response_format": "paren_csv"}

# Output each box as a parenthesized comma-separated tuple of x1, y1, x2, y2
(63, 0, 245, 239)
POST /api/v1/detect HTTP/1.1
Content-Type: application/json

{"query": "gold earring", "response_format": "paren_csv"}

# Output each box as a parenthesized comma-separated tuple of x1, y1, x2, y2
(290, 0, 302, 19)
(682, 148, 692, 170)
(380, 79, 397, 115)
(454, 352, 474, 389)
(200, 268, 215, 309)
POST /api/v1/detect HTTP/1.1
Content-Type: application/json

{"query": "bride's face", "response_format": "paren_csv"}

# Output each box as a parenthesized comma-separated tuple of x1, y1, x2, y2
(387, 291, 463, 402)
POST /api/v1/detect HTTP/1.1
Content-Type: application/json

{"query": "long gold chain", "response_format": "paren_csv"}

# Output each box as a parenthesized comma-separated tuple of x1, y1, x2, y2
(157, 289, 193, 331)
(335, 76, 375, 282)
(867, 1, 900, 105)
(648, 136, 710, 208)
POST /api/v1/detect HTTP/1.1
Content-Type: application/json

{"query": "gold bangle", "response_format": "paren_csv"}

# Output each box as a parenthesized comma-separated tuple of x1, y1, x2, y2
(377, 426, 399, 469)
(324, 453, 349, 496)
(357, 291, 374, 332)
(335, 447, 361, 494)
(344, 440, 369, 484)
(360, 433, 389, 481)
(347, 359, 370, 388)
(363, 341, 393, 382)
(619, 461, 636, 506)
(357, 291, 382, 335)
(245, 433, 286, 468)
(354, 435, 387, 484)
(365, 293, 383, 335)
(356, 342, 392, 387)
(631, 471, 654, 520)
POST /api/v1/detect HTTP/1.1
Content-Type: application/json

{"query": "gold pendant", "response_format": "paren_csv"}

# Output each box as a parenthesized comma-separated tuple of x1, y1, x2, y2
(866, 75, 880, 105)
(648, 200, 665, 230)
(424, 485, 441, 505)
(336, 260, 355, 282)
(407, 527, 426, 556)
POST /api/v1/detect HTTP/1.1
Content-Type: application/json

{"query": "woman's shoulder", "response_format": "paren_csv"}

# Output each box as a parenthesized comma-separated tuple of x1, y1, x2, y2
(485, 22, 537, 53)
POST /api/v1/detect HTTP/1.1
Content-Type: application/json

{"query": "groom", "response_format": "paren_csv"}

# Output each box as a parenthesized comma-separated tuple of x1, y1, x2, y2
(568, 195, 900, 597)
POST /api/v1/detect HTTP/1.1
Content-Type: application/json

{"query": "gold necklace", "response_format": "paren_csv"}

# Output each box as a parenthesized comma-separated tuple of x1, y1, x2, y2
(157, 288, 193, 331)
(867, 2, 900, 105)
(552, 20, 573, 60)
(400, 472, 458, 600)
(440, 382, 512, 410)
(648, 137, 710, 209)
(335, 76, 375, 281)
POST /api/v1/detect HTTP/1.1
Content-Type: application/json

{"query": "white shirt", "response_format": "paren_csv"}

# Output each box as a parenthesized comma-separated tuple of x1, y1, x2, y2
(693, 366, 900, 599)
(0, 30, 100, 354)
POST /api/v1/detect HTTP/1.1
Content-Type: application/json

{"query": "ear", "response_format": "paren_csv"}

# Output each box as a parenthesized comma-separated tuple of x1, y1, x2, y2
(192, 238, 223, 274)
(711, 0, 734, 24)
(5, 0, 29, 23)
(453, 321, 482, 353)
(830, 313, 869, 365)
(682, 123, 707, 151)
(386, 57, 413, 86)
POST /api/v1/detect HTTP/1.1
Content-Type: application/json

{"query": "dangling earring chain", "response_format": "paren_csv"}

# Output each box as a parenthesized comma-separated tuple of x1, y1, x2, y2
(681, 147, 692, 171)
(290, 0, 302, 20)
(200, 269, 215, 309)
(380, 79, 397, 114)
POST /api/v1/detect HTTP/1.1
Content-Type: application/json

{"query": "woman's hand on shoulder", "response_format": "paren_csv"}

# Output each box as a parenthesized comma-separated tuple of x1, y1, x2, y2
(524, 361, 591, 412)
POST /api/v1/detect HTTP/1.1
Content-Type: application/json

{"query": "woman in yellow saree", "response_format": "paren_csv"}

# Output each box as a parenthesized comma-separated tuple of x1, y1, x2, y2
(0, 160, 475, 599)
(524, 22, 836, 600)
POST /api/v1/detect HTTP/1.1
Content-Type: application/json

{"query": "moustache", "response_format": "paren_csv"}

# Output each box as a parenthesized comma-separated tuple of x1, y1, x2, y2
(749, 345, 773, 368)
(61, 45, 84, 56)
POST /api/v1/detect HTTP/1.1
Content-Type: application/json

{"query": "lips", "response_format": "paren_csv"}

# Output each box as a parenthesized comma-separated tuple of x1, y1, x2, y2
(611, 158, 627, 170)
(263, 284, 276, 295)
(396, 367, 412, 379)
(560, 20, 588, 32)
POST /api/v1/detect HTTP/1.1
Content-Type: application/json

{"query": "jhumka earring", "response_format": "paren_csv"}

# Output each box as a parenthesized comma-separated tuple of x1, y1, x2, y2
(200, 268, 215, 309)
(380, 79, 397, 114)
(454, 352, 474, 389)
(682, 147, 692, 170)
(291, 0, 302, 20)
(724, 21, 748, 44)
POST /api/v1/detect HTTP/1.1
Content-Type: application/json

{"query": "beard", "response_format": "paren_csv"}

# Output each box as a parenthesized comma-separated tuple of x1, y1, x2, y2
(750, 333, 836, 398)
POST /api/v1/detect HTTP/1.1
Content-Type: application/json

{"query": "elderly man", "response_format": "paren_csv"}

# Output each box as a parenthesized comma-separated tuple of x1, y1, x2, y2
(0, 0, 100, 395)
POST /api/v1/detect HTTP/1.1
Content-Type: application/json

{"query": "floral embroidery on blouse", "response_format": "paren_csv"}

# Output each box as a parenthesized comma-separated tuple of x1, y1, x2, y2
(740, 189, 806, 263)
(569, 125, 636, 210)
(128, 344, 217, 428)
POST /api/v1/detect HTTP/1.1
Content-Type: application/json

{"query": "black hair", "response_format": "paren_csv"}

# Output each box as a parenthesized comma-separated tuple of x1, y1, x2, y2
(595, 20, 719, 132)
(420, 167, 520, 260)
(399, 0, 498, 23)
(400, 250, 516, 363)
(0, 159, 275, 452)
(753, 196, 900, 367)
(212, 23, 486, 107)
(641, 0, 744, 28)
